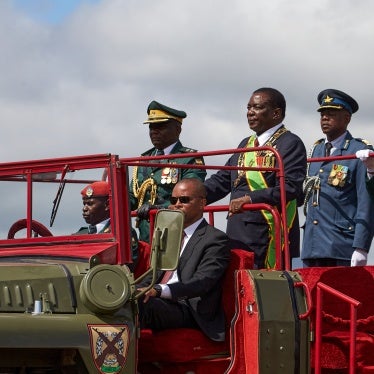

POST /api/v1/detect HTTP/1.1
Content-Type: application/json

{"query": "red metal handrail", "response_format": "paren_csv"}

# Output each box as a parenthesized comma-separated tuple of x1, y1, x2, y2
(314, 282, 361, 374)
(124, 146, 290, 270)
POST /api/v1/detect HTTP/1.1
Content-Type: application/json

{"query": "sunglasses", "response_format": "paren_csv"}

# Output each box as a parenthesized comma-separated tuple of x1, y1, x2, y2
(170, 196, 203, 205)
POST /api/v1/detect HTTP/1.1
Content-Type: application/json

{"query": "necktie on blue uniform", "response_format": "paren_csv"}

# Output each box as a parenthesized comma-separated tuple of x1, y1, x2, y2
(325, 142, 333, 157)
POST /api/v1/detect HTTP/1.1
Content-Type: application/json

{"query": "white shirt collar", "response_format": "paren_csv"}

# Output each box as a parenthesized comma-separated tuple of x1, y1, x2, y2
(183, 217, 204, 239)
(256, 123, 283, 146)
(156, 142, 178, 156)
(95, 218, 110, 233)
(326, 131, 347, 149)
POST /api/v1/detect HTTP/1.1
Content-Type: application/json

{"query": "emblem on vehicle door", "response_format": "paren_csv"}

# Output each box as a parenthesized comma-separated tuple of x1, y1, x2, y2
(88, 324, 130, 373)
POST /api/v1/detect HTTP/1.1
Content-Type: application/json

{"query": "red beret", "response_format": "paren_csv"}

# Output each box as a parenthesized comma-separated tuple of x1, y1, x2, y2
(81, 181, 109, 198)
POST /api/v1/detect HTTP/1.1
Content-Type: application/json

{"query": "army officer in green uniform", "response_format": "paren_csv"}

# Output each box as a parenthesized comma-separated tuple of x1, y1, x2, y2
(130, 100, 206, 242)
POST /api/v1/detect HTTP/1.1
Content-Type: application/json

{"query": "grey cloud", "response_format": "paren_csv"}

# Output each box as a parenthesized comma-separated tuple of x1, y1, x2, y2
(1, 0, 373, 258)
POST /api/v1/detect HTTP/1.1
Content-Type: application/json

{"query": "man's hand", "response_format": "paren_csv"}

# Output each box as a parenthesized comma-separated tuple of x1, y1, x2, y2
(228, 195, 251, 216)
(137, 287, 159, 303)
(351, 248, 368, 266)
(137, 203, 162, 221)
(356, 150, 374, 173)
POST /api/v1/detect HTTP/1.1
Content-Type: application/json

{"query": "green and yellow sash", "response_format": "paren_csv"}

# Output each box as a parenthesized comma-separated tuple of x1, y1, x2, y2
(244, 134, 297, 268)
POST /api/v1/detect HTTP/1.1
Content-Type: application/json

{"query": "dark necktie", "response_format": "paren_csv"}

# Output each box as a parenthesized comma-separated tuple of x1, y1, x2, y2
(325, 142, 333, 157)
(155, 149, 164, 156)
(160, 231, 186, 284)
(254, 138, 259, 147)
(88, 225, 97, 234)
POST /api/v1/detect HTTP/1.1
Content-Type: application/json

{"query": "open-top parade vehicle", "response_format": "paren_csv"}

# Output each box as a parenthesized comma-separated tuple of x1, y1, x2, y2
(0, 149, 372, 373)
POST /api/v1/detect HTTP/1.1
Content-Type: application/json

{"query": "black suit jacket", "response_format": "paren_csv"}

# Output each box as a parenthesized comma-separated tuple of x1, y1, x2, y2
(139, 219, 230, 341)
(204, 128, 307, 267)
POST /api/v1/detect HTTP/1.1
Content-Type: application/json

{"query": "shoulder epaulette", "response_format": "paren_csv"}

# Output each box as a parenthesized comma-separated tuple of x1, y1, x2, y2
(355, 138, 372, 147)
(180, 146, 198, 153)
(307, 139, 324, 160)
(314, 138, 324, 145)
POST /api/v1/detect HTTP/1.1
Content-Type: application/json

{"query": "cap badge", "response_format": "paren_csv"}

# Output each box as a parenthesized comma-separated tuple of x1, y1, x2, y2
(323, 95, 334, 104)
(86, 187, 93, 197)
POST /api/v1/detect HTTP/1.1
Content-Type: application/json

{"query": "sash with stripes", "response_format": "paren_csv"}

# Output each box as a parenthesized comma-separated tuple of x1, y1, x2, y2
(244, 131, 297, 268)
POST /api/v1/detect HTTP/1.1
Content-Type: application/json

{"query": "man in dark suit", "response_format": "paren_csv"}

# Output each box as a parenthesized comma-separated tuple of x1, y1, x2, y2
(137, 178, 230, 342)
(204, 87, 307, 269)
(129, 100, 206, 243)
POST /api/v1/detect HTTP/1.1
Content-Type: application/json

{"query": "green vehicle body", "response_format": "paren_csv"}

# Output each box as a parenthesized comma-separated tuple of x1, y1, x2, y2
(6, 150, 361, 373)
(0, 153, 183, 373)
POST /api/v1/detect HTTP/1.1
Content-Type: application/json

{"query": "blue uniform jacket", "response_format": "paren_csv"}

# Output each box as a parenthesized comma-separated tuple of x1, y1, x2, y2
(302, 132, 374, 261)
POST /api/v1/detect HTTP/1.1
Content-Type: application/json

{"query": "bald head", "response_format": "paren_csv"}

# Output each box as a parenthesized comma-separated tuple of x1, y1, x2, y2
(169, 178, 207, 227)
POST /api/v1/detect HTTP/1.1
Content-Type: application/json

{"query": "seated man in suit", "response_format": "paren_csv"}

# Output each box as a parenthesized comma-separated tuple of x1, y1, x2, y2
(77, 181, 139, 268)
(137, 178, 230, 342)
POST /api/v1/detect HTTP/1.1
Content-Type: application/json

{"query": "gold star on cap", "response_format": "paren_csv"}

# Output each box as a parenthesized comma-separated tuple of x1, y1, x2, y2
(323, 95, 334, 104)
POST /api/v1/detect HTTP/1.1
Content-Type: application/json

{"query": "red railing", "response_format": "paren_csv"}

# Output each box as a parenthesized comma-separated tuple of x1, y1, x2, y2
(314, 282, 361, 374)
(124, 146, 290, 270)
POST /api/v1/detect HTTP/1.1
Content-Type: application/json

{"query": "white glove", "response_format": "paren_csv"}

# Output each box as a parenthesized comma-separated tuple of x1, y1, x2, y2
(351, 248, 368, 266)
(356, 150, 374, 173)
(356, 149, 370, 160)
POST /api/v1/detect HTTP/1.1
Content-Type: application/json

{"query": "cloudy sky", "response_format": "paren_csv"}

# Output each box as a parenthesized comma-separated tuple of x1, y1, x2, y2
(1, 0, 373, 264)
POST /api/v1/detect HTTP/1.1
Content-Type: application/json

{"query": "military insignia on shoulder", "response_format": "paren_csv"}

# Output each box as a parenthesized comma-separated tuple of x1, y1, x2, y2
(328, 164, 348, 187)
(181, 147, 197, 153)
(195, 158, 204, 165)
(357, 138, 372, 147)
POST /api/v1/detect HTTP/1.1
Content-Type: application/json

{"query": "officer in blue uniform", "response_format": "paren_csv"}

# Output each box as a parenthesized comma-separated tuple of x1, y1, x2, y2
(302, 89, 374, 267)
(130, 101, 206, 242)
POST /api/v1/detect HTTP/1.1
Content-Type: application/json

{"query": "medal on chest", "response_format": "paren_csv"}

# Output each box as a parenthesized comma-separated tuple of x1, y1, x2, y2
(256, 151, 276, 170)
(328, 164, 348, 187)
(160, 164, 179, 184)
